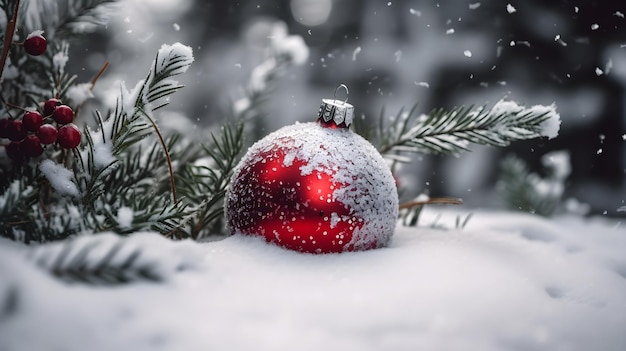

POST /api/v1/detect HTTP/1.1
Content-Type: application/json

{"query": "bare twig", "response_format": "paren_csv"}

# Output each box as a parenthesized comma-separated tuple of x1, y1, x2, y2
(399, 197, 463, 210)
(0, 0, 21, 81)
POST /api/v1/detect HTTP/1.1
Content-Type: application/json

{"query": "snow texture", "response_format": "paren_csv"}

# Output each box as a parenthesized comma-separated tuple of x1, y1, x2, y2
(52, 49, 69, 75)
(490, 99, 561, 139)
(39, 159, 79, 197)
(66, 83, 95, 106)
(268, 22, 309, 65)
(116, 206, 134, 228)
(25, 30, 44, 39)
(226, 122, 399, 252)
(542, 150, 571, 180)
(156, 43, 193, 75)
(0, 210, 624, 351)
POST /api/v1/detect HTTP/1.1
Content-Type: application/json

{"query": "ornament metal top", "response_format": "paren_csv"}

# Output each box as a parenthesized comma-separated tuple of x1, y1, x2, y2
(317, 84, 354, 128)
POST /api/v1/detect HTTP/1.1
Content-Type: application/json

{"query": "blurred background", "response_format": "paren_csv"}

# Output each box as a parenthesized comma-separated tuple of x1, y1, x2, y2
(71, 0, 626, 217)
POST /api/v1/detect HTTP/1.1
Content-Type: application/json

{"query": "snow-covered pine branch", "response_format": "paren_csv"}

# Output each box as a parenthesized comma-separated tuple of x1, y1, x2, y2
(26, 232, 203, 284)
(23, 0, 118, 40)
(377, 99, 561, 160)
(96, 42, 193, 157)
(175, 123, 245, 240)
(497, 151, 571, 216)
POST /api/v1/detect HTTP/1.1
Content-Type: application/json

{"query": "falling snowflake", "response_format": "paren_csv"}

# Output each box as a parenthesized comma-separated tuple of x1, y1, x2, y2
(464, 50, 472, 57)
(352, 46, 361, 61)
(409, 8, 422, 16)
(506, 4, 516, 14)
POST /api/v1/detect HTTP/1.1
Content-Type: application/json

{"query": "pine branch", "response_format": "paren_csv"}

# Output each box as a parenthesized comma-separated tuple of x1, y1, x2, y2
(27, 233, 167, 284)
(174, 123, 245, 239)
(21, 0, 118, 40)
(0, 179, 39, 240)
(497, 154, 563, 216)
(374, 99, 560, 160)
(108, 43, 193, 155)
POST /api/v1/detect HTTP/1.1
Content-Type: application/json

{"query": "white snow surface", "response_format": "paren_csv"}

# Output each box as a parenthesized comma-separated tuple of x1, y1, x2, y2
(1, 210, 625, 351)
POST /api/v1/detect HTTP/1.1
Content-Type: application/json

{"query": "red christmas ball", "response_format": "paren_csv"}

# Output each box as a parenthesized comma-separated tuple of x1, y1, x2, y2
(52, 105, 74, 125)
(37, 124, 58, 144)
(23, 135, 44, 157)
(226, 95, 398, 254)
(23, 111, 44, 132)
(24, 32, 47, 56)
(43, 98, 61, 117)
(57, 123, 81, 149)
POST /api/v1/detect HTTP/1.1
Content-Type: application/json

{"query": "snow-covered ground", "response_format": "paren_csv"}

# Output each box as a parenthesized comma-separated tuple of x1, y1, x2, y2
(1, 209, 625, 351)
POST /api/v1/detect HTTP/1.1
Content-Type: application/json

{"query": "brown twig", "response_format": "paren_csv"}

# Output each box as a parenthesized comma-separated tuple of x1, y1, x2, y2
(2, 101, 29, 111)
(0, 0, 21, 81)
(90, 60, 109, 90)
(399, 197, 463, 210)
(141, 110, 177, 203)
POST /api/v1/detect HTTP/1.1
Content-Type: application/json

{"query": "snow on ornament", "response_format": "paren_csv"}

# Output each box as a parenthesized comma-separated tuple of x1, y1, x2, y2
(226, 85, 398, 254)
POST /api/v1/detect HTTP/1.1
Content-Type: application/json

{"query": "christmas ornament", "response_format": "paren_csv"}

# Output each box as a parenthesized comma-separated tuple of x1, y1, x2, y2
(226, 85, 398, 254)
(57, 123, 81, 149)
(24, 31, 47, 56)
(52, 105, 74, 124)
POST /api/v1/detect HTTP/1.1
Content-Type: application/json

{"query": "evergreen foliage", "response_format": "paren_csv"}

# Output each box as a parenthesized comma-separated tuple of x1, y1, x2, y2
(1, 0, 561, 251)
(369, 101, 557, 161)
(497, 153, 569, 216)
(26, 232, 196, 284)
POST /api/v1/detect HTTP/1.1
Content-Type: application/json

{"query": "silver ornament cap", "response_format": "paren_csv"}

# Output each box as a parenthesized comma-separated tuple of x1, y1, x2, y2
(317, 84, 354, 127)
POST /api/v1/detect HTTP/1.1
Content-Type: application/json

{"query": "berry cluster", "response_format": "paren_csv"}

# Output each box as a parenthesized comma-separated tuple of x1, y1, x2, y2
(1, 99, 81, 163)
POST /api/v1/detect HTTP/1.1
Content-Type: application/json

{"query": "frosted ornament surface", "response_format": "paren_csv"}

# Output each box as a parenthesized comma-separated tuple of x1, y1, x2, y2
(226, 122, 398, 253)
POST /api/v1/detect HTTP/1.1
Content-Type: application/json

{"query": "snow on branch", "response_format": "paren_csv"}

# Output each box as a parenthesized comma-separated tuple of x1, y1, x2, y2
(376, 99, 561, 160)
(24, 0, 118, 39)
(26, 232, 204, 285)
(108, 42, 194, 154)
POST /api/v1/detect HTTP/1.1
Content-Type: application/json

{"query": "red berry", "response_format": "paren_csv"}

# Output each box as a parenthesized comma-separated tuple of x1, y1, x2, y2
(52, 105, 74, 124)
(23, 135, 44, 157)
(0, 119, 10, 138)
(37, 124, 58, 144)
(43, 98, 61, 117)
(24, 32, 47, 56)
(5, 141, 23, 162)
(57, 123, 81, 149)
(7, 120, 27, 141)
(23, 111, 44, 132)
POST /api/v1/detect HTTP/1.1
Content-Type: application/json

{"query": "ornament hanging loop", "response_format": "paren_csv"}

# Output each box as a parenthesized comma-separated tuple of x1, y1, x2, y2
(334, 84, 349, 104)
(318, 83, 355, 126)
